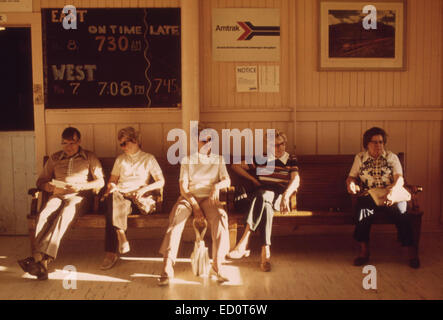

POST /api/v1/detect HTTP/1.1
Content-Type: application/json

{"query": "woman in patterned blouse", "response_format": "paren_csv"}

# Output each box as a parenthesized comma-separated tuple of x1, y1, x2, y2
(346, 127, 419, 269)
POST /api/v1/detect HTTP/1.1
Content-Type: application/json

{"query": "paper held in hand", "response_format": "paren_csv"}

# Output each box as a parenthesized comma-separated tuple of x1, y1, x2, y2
(368, 187, 411, 206)
(49, 179, 69, 189)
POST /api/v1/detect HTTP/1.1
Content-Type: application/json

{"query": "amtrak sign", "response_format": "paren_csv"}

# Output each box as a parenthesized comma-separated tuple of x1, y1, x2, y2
(212, 8, 280, 61)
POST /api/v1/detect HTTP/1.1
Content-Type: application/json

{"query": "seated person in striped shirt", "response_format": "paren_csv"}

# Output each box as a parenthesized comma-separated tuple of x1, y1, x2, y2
(227, 130, 300, 272)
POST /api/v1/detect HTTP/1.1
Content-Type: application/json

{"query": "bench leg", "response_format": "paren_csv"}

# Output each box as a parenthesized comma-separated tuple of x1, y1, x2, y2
(27, 218, 36, 254)
(228, 222, 238, 250)
(411, 214, 422, 257)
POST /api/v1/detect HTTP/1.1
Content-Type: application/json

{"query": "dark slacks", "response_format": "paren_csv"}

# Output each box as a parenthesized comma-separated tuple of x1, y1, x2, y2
(245, 189, 279, 246)
(353, 195, 414, 246)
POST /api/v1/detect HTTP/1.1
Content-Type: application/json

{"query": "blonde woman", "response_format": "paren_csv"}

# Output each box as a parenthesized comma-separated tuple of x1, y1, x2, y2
(100, 127, 165, 270)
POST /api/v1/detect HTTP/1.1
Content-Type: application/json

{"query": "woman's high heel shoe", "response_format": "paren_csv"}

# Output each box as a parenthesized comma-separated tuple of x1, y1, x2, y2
(260, 246, 271, 272)
(211, 266, 229, 283)
(227, 249, 250, 260)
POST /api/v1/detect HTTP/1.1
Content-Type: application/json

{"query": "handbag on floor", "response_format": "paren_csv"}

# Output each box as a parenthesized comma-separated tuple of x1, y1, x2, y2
(190, 219, 210, 277)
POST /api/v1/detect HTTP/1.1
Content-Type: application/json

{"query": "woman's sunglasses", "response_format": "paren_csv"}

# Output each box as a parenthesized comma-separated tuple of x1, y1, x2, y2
(119, 140, 132, 147)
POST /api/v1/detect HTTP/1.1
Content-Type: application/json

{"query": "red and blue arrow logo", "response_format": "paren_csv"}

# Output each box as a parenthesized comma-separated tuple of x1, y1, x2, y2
(237, 21, 280, 40)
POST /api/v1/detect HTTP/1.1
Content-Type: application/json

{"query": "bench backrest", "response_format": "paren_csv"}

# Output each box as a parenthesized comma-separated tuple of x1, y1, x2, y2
(295, 153, 405, 211)
(43, 152, 405, 214)
(99, 157, 181, 214)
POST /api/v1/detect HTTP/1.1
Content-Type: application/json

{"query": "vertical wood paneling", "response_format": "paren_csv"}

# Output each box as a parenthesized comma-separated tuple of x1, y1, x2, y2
(317, 122, 339, 154)
(295, 122, 317, 154)
(340, 121, 361, 154)
(93, 124, 116, 157)
(12, 137, 28, 234)
(140, 123, 163, 158)
(428, 121, 442, 225)
(384, 121, 407, 154)
(0, 136, 14, 234)
(0, 133, 35, 235)
(46, 124, 65, 155)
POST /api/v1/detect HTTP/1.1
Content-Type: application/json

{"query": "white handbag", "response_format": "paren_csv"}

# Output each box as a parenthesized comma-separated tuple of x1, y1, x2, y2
(368, 187, 411, 206)
(190, 219, 210, 277)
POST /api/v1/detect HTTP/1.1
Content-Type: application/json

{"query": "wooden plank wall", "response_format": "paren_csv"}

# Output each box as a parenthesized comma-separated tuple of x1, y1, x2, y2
(0, 132, 36, 235)
(26, 0, 443, 230)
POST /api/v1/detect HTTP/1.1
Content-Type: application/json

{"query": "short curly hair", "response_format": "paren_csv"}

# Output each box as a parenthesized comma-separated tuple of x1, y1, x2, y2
(363, 127, 387, 149)
(118, 127, 141, 146)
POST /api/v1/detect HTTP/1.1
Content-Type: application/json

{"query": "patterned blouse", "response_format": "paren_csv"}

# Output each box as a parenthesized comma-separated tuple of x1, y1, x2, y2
(348, 150, 403, 190)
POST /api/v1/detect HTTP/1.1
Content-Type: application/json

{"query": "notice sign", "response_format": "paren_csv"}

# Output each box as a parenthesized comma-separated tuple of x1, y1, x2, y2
(213, 8, 280, 61)
(236, 66, 257, 92)
(259, 65, 279, 92)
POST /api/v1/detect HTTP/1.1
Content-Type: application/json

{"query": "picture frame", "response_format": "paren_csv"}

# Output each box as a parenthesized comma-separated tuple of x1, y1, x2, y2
(319, 0, 407, 71)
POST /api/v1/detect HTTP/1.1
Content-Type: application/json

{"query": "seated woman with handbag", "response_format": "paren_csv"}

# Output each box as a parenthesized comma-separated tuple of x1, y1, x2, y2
(158, 125, 231, 285)
(346, 127, 420, 269)
(100, 127, 165, 270)
(227, 130, 300, 272)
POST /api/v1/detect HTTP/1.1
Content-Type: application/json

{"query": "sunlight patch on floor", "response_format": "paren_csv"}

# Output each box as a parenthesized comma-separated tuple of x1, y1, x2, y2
(21, 269, 131, 282)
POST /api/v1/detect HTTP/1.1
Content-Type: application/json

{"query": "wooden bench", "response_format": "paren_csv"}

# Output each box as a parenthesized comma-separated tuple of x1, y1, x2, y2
(27, 153, 423, 254)
(27, 157, 238, 250)
(226, 153, 424, 251)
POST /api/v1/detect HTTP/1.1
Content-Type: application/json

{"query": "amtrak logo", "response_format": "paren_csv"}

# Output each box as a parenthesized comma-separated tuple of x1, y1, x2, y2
(237, 21, 280, 40)
(215, 22, 280, 40)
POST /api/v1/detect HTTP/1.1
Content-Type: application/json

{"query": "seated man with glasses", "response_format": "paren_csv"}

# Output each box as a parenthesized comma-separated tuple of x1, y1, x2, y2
(100, 127, 165, 270)
(18, 127, 105, 280)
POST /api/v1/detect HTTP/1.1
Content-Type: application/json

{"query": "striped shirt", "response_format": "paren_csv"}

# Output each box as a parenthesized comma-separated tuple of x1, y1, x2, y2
(250, 152, 299, 194)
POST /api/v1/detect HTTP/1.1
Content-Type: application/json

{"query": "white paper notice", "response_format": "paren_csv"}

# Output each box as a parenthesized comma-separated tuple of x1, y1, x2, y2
(236, 65, 258, 92)
(259, 65, 279, 92)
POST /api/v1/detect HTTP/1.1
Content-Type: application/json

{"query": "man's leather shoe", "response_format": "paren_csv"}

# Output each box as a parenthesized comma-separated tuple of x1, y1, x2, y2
(100, 253, 119, 270)
(17, 257, 35, 273)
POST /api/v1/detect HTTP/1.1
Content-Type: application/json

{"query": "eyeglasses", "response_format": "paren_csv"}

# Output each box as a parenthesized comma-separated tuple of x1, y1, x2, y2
(201, 137, 212, 143)
(119, 140, 131, 147)
(61, 140, 79, 146)
(275, 141, 286, 148)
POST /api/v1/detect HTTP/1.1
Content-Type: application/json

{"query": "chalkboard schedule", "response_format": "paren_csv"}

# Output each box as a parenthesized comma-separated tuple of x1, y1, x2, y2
(42, 8, 181, 109)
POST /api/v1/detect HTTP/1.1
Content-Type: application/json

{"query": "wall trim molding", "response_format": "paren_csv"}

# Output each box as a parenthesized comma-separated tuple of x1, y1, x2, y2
(45, 107, 443, 124)
(45, 108, 182, 124)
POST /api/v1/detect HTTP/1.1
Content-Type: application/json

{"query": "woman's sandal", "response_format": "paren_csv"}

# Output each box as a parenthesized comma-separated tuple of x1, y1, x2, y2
(227, 249, 251, 260)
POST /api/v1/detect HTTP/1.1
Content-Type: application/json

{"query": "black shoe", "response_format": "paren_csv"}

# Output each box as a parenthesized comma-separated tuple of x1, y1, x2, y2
(17, 257, 35, 273)
(22, 259, 48, 280)
(353, 256, 370, 266)
(409, 258, 420, 269)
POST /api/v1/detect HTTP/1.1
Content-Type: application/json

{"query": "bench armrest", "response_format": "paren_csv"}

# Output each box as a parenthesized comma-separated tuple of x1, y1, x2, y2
(404, 184, 423, 211)
(28, 187, 47, 217)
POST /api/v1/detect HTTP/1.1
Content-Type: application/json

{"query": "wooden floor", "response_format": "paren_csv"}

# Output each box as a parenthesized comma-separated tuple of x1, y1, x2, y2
(1, 232, 442, 300)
